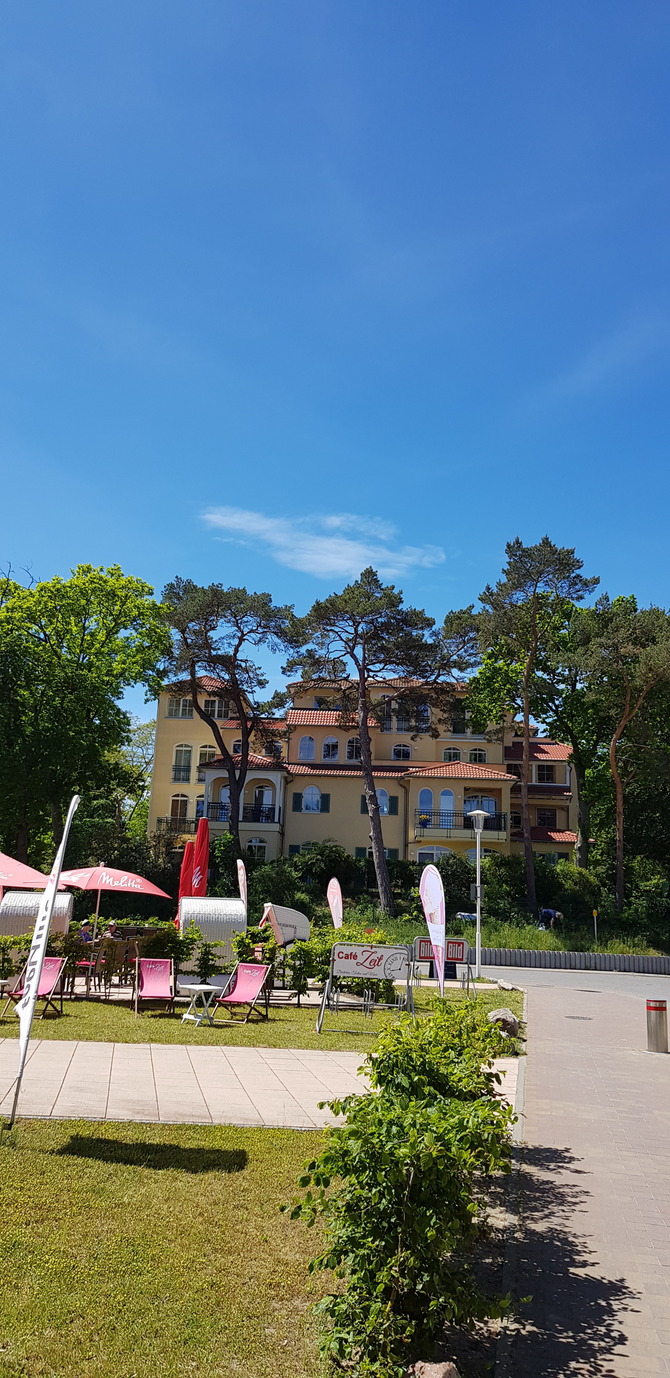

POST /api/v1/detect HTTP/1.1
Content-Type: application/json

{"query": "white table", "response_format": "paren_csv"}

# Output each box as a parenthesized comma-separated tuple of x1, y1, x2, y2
(180, 984, 218, 1026)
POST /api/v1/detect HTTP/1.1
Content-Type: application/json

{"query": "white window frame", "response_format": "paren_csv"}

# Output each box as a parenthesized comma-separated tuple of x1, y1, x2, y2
(322, 736, 339, 761)
(392, 743, 411, 761)
(302, 785, 321, 813)
(346, 736, 361, 761)
(299, 735, 315, 761)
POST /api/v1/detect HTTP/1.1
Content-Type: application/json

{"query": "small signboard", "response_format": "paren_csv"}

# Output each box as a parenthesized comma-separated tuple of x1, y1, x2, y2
(413, 936, 469, 965)
(332, 943, 410, 981)
(446, 939, 468, 963)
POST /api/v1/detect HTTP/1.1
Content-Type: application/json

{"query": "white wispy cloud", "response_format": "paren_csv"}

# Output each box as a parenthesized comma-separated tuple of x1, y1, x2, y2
(528, 312, 670, 407)
(202, 507, 445, 580)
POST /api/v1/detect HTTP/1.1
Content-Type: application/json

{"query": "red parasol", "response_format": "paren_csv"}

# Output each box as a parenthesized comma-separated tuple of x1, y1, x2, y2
(60, 864, 171, 940)
(176, 839, 195, 929)
(191, 819, 210, 897)
(0, 851, 66, 899)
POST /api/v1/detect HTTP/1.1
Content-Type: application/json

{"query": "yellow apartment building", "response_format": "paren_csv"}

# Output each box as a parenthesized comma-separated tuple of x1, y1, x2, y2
(147, 676, 578, 866)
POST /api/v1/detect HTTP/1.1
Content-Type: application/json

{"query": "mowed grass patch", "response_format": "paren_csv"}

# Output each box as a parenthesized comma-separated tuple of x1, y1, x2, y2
(0, 987, 523, 1051)
(0, 1119, 324, 1378)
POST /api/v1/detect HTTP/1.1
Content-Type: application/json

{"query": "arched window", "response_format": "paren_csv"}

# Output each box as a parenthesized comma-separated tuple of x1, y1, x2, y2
(443, 748, 461, 762)
(196, 796, 205, 819)
(377, 788, 389, 815)
(322, 736, 339, 761)
(170, 794, 189, 821)
(299, 735, 315, 761)
(464, 795, 497, 824)
(418, 788, 433, 816)
(303, 785, 321, 813)
(265, 740, 283, 758)
(346, 736, 361, 761)
(417, 846, 453, 862)
(172, 744, 192, 783)
(439, 789, 454, 820)
(216, 785, 230, 822)
(469, 748, 487, 764)
(392, 743, 410, 761)
(246, 838, 267, 861)
(198, 745, 216, 780)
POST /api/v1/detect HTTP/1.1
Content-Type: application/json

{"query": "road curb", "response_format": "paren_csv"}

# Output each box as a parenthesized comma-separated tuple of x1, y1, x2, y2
(494, 985, 528, 1378)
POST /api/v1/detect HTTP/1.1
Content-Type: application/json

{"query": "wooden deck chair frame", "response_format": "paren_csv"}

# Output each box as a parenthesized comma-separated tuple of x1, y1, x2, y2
(212, 961, 270, 1025)
(1, 957, 66, 1020)
(133, 956, 175, 1017)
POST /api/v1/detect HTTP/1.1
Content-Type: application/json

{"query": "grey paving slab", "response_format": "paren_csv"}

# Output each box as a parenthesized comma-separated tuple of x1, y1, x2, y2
(503, 984, 670, 1377)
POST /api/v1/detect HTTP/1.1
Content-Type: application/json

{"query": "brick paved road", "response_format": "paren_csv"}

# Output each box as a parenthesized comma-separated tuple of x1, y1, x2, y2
(503, 985, 670, 1377)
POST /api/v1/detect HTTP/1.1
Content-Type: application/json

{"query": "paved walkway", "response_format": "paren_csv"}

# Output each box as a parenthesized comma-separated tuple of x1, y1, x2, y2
(503, 985, 670, 1377)
(0, 1038, 518, 1130)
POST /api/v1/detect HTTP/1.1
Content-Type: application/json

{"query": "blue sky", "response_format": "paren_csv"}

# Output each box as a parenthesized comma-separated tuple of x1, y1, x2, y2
(2, 1, 670, 713)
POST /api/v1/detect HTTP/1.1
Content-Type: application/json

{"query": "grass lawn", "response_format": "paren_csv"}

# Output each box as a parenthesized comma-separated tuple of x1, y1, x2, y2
(0, 987, 524, 1051)
(0, 1119, 324, 1378)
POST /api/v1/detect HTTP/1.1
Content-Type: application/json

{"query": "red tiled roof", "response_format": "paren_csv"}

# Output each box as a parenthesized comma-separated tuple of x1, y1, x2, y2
(529, 828, 577, 844)
(287, 763, 406, 778)
(286, 761, 510, 782)
(405, 762, 510, 781)
(509, 783, 572, 796)
(505, 740, 571, 761)
(286, 709, 374, 728)
(204, 753, 287, 771)
(166, 675, 229, 695)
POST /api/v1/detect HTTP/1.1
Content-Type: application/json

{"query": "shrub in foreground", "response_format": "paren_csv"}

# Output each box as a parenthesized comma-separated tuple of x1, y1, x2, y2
(286, 1002, 514, 1376)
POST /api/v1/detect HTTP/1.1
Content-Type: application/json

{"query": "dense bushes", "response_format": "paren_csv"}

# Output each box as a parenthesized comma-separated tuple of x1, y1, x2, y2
(287, 1001, 514, 1376)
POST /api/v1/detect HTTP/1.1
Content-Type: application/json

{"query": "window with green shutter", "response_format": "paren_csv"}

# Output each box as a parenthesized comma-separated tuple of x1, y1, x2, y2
(387, 848, 399, 860)
(288, 844, 301, 855)
(292, 792, 303, 812)
(360, 795, 368, 813)
(388, 795, 399, 815)
(320, 793, 330, 813)
(355, 847, 367, 859)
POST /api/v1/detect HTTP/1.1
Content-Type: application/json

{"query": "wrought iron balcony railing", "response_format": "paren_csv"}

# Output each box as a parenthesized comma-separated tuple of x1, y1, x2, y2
(171, 765, 191, 783)
(206, 802, 280, 824)
(156, 816, 198, 835)
(414, 809, 507, 832)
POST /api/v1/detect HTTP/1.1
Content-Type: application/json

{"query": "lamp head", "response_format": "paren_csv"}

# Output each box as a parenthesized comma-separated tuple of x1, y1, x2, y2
(469, 809, 488, 835)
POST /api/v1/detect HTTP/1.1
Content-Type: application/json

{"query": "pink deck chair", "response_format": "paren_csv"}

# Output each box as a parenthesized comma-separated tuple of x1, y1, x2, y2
(134, 958, 174, 1016)
(212, 962, 270, 1024)
(1, 956, 66, 1019)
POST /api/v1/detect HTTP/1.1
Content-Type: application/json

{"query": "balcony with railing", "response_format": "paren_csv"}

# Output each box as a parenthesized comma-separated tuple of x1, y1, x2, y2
(171, 765, 191, 783)
(414, 809, 507, 839)
(206, 802, 281, 825)
(156, 816, 199, 835)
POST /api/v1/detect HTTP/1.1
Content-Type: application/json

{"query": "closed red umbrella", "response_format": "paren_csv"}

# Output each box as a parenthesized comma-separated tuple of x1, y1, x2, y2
(60, 864, 171, 939)
(175, 840, 195, 928)
(191, 819, 210, 897)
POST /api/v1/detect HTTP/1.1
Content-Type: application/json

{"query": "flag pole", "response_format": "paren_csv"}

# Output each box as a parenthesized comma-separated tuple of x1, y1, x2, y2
(7, 795, 80, 1129)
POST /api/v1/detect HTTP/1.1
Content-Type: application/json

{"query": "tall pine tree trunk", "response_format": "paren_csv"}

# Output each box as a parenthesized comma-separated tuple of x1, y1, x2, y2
(571, 751, 591, 869)
(610, 732, 625, 912)
(521, 684, 537, 915)
(357, 667, 394, 915)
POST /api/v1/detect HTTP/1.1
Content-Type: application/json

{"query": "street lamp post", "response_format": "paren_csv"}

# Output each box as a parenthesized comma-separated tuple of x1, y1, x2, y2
(469, 810, 488, 980)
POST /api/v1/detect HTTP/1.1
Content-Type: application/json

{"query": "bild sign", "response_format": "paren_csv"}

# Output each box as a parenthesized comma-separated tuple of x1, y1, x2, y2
(331, 943, 410, 981)
(414, 936, 469, 964)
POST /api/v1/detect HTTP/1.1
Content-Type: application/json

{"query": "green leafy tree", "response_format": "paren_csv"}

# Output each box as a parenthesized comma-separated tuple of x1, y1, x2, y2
(575, 596, 670, 911)
(473, 538, 598, 914)
(287, 568, 476, 914)
(0, 564, 168, 859)
(161, 581, 293, 855)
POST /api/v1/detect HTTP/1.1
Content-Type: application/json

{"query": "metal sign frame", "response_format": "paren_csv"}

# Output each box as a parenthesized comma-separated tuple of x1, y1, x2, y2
(316, 942, 414, 1034)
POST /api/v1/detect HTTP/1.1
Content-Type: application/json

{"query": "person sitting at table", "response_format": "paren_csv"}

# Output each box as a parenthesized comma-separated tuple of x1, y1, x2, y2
(102, 919, 119, 939)
(79, 919, 94, 943)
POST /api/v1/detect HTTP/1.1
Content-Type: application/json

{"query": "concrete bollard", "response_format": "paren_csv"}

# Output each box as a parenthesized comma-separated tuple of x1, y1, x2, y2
(646, 999, 668, 1054)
